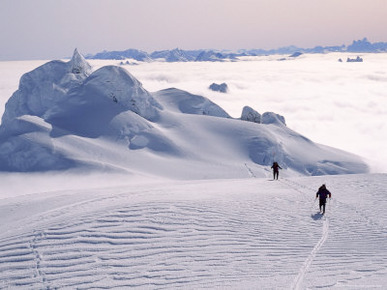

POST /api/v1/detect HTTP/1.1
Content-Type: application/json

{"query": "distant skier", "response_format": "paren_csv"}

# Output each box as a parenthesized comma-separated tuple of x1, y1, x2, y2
(315, 184, 331, 214)
(271, 162, 282, 180)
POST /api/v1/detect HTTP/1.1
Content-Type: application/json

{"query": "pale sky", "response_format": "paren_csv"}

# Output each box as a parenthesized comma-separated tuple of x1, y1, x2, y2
(1, 0, 387, 60)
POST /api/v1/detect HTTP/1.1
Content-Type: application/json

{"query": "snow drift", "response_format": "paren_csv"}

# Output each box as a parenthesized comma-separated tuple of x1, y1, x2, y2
(0, 50, 369, 177)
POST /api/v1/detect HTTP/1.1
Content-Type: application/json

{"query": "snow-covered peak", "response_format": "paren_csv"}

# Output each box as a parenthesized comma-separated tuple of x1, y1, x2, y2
(168, 48, 189, 62)
(1, 53, 161, 131)
(1, 50, 95, 125)
(49, 65, 162, 123)
(69, 48, 92, 76)
(150, 48, 193, 62)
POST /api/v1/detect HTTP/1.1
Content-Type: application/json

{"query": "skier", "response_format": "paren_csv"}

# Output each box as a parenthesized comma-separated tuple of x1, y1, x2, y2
(271, 162, 282, 180)
(315, 184, 331, 214)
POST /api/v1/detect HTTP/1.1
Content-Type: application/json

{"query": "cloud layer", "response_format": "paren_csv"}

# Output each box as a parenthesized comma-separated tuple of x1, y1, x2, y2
(122, 53, 387, 172)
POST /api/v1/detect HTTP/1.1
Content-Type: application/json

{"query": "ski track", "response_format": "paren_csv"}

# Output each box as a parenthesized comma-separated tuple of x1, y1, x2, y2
(0, 175, 386, 289)
(281, 178, 330, 290)
(291, 213, 329, 290)
(284, 175, 387, 289)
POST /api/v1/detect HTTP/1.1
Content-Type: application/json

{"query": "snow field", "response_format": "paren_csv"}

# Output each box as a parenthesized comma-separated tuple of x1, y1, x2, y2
(0, 174, 386, 289)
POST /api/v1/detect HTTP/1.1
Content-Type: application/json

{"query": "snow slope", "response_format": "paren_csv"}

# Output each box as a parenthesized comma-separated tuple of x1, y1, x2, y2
(0, 51, 368, 176)
(0, 173, 386, 289)
(0, 52, 384, 289)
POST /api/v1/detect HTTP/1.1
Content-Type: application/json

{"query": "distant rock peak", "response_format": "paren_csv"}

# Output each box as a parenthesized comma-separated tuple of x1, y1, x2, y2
(240, 107, 286, 126)
(209, 83, 228, 93)
(241, 106, 261, 123)
(261, 112, 286, 126)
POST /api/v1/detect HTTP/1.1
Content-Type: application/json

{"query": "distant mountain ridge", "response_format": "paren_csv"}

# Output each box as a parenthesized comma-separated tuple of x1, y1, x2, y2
(88, 38, 387, 62)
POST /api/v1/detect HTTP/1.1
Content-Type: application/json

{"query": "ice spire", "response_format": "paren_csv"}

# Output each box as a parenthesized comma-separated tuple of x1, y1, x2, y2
(69, 48, 92, 76)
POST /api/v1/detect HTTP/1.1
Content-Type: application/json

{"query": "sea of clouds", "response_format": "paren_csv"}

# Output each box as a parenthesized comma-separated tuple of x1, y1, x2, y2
(0, 53, 386, 173)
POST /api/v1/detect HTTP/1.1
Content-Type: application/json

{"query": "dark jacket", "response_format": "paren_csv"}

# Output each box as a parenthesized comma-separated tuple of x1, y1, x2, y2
(271, 162, 282, 172)
(316, 185, 331, 201)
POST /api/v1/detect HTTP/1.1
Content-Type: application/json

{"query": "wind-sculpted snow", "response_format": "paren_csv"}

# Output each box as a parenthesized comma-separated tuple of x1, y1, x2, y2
(0, 51, 369, 175)
(0, 174, 386, 288)
(45, 65, 161, 138)
(154, 88, 230, 118)
(1, 49, 91, 124)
